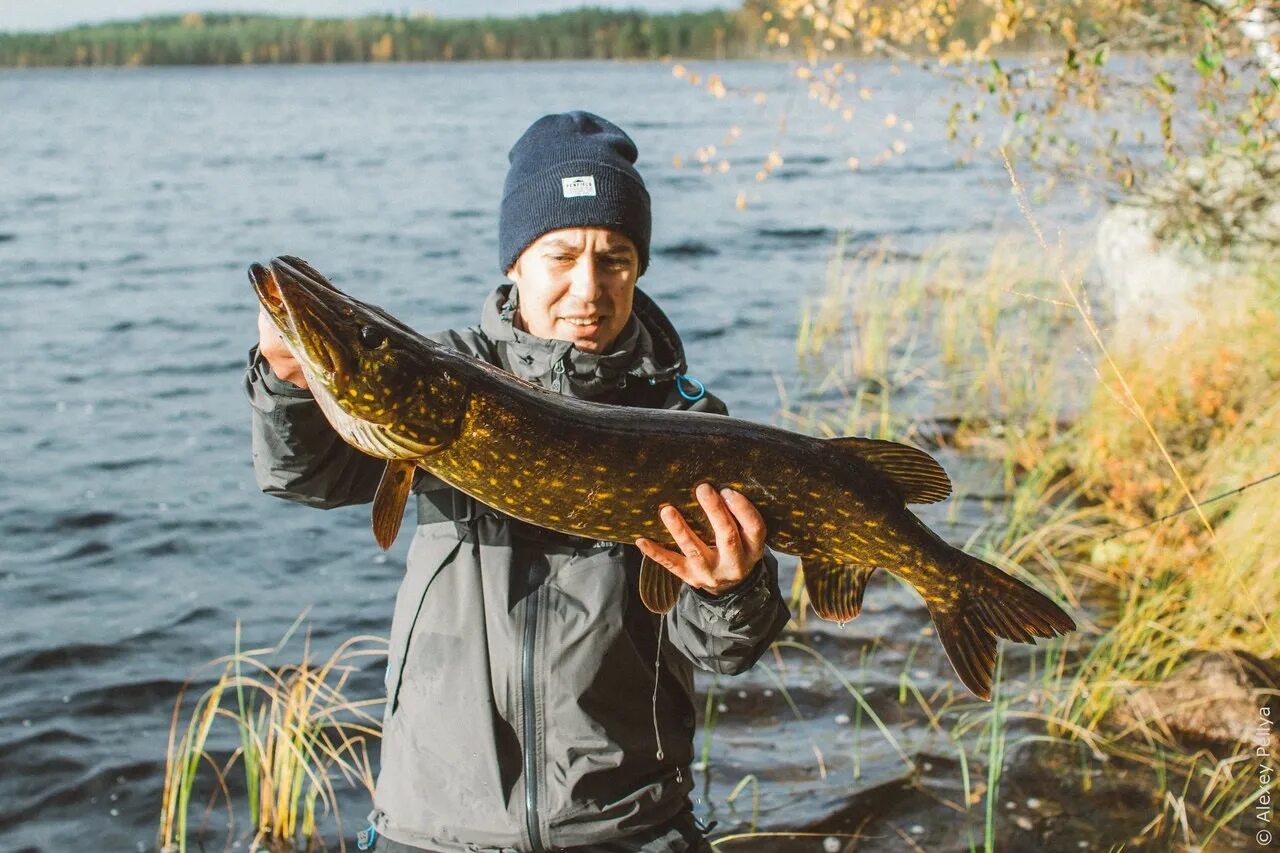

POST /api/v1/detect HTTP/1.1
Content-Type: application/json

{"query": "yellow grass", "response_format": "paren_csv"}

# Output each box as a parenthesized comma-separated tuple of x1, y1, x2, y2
(782, 221, 1279, 846)
(159, 618, 387, 852)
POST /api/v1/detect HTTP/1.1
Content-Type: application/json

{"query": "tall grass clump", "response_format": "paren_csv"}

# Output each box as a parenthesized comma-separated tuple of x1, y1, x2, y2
(782, 227, 1278, 846)
(1046, 264, 1280, 732)
(159, 619, 387, 852)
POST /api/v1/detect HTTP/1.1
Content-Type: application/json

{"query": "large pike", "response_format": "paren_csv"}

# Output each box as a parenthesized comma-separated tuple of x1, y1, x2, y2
(250, 256, 1075, 700)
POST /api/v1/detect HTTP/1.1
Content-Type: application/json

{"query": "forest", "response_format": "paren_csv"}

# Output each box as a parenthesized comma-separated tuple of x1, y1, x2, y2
(0, 9, 764, 66)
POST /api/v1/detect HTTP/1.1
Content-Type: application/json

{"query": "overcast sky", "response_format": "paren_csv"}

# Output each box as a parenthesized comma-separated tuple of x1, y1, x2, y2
(1, 0, 732, 33)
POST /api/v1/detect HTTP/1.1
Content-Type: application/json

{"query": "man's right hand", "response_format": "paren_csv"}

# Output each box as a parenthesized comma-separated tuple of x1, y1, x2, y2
(257, 309, 309, 390)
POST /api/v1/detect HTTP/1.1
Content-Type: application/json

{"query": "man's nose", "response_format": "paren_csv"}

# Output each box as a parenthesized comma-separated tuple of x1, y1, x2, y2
(568, 257, 602, 301)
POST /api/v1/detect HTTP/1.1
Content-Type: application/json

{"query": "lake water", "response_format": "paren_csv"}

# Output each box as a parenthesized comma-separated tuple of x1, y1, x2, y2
(0, 61, 1099, 851)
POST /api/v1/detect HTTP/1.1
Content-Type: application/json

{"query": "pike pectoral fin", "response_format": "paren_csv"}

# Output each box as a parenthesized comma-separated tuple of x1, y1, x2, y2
(801, 559, 877, 623)
(372, 460, 416, 550)
(827, 437, 952, 504)
(639, 556, 682, 614)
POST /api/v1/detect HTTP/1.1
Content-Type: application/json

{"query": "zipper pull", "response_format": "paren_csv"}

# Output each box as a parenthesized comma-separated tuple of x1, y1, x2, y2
(551, 357, 567, 394)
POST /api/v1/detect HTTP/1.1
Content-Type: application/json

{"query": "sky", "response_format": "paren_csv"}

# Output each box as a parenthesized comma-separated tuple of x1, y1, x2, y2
(1, 0, 733, 33)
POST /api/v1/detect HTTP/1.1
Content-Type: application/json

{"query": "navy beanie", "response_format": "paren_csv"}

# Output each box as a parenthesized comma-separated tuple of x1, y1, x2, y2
(499, 111, 651, 276)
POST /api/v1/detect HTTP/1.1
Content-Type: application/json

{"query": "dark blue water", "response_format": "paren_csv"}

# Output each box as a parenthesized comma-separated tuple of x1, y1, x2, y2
(0, 61, 1097, 851)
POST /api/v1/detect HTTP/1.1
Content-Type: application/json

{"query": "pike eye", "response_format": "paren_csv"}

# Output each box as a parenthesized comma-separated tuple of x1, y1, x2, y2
(359, 326, 386, 349)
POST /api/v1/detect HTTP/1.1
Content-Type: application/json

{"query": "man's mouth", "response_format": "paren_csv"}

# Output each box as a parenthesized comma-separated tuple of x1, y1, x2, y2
(561, 316, 603, 328)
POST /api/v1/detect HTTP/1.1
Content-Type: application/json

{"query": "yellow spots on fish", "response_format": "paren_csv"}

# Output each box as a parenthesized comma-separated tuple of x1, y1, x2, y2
(347, 389, 359, 398)
(547, 514, 561, 522)
(898, 543, 912, 552)
(872, 536, 886, 544)
(836, 508, 851, 518)
(807, 490, 821, 499)
(595, 492, 613, 500)
(821, 522, 837, 531)
(593, 464, 608, 474)
(539, 497, 552, 506)
(863, 519, 879, 529)
(512, 478, 523, 489)
(362, 393, 376, 401)
(470, 460, 483, 471)
(488, 477, 498, 487)
(507, 452, 519, 461)
(600, 507, 614, 515)
(550, 479, 565, 488)
(790, 509, 806, 517)
(574, 487, 588, 495)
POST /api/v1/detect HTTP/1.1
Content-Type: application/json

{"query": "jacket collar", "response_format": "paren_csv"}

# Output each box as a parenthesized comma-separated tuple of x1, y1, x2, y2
(479, 283, 687, 398)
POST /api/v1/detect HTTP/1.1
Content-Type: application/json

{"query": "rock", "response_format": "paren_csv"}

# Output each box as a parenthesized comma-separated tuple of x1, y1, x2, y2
(1094, 150, 1280, 345)
(1115, 651, 1280, 756)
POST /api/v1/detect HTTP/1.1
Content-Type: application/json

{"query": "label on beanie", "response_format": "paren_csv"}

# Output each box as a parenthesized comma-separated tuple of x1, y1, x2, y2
(561, 175, 597, 198)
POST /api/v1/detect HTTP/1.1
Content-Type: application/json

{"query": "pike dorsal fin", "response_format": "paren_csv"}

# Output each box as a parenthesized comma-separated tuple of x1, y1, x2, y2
(639, 556, 682, 614)
(801, 559, 877, 623)
(372, 460, 416, 549)
(827, 437, 952, 504)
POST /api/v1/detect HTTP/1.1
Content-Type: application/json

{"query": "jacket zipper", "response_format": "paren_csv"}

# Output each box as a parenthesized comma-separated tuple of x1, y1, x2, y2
(550, 356, 566, 394)
(522, 559, 547, 852)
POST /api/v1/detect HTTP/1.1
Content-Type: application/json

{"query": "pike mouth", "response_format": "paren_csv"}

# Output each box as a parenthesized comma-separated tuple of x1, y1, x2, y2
(249, 261, 345, 380)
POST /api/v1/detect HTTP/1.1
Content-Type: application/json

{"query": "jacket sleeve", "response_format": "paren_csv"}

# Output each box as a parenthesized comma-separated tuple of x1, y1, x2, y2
(662, 387, 792, 675)
(243, 345, 386, 508)
(666, 548, 791, 675)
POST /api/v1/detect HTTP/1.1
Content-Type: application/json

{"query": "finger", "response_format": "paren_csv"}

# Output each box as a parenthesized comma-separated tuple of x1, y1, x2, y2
(659, 503, 714, 566)
(258, 309, 286, 347)
(635, 537, 698, 585)
(722, 489, 768, 555)
(694, 482, 742, 557)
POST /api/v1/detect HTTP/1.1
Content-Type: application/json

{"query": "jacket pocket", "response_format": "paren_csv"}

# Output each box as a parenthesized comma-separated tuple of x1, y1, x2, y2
(384, 521, 461, 721)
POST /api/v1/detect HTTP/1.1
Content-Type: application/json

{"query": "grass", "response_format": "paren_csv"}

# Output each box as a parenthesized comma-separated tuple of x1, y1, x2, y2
(750, 216, 1280, 849)
(159, 616, 386, 852)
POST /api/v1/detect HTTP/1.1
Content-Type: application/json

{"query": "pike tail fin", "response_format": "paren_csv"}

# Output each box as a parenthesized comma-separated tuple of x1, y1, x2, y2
(927, 550, 1076, 701)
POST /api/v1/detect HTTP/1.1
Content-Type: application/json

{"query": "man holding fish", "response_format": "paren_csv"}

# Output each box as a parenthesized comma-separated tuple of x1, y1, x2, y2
(246, 111, 791, 852)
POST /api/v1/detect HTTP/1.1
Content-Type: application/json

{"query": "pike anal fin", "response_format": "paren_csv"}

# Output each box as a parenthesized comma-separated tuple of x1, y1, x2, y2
(639, 556, 682, 614)
(372, 460, 416, 550)
(801, 559, 877, 623)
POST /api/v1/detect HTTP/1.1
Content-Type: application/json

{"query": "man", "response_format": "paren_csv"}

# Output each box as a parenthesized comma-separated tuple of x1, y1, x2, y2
(245, 111, 791, 852)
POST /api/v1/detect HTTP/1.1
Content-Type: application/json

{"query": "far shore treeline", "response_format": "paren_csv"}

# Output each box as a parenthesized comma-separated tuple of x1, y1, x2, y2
(0, 9, 765, 67)
(0, 3, 1039, 67)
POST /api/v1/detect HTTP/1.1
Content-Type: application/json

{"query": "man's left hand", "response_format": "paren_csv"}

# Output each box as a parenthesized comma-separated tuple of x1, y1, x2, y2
(635, 483, 767, 596)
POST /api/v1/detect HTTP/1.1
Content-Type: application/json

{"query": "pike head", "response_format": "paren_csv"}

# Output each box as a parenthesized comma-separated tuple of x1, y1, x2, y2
(249, 256, 467, 461)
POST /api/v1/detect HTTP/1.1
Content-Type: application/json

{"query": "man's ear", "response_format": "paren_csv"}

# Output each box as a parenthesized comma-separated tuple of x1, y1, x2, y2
(505, 258, 520, 286)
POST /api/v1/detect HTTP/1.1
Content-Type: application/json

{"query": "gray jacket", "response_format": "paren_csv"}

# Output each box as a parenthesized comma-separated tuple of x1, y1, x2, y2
(244, 283, 790, 852)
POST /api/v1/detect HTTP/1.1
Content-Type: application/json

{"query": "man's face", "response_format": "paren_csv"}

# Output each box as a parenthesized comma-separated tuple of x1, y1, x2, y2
(507, 227, 639, 355)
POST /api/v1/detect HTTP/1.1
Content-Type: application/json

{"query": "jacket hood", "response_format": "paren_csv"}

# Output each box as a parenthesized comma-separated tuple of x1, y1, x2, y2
(479, 283, 688, 399)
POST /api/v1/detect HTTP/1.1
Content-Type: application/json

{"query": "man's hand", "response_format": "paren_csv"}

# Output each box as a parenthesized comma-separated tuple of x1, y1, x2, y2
(257, 308, 309, 390)
(635, 483, 767, 596)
